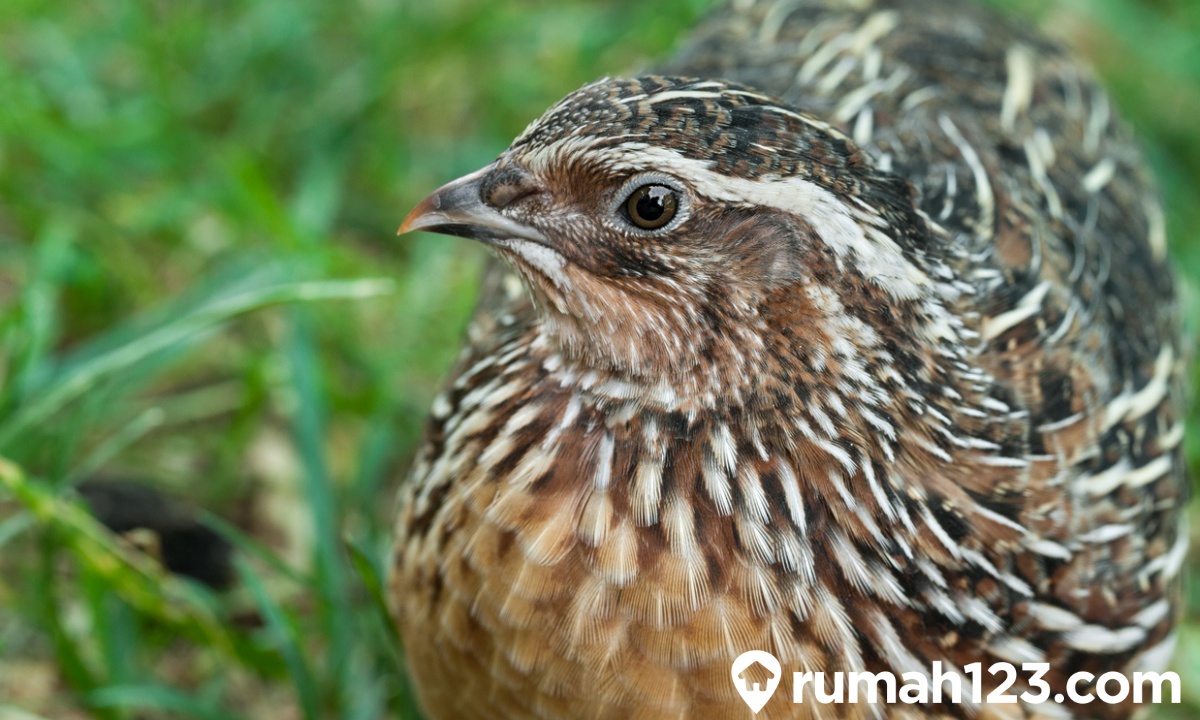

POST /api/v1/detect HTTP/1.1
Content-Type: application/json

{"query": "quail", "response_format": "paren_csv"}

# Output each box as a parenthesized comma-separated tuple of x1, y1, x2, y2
(390, 0, 1187, 718)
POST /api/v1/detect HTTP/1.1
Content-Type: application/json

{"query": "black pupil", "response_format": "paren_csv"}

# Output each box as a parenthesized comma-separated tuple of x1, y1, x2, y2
(636, 186, 671, 222)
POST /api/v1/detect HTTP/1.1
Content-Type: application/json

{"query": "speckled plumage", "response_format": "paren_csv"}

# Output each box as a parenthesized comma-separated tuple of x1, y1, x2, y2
(390, 1, 1187, 718)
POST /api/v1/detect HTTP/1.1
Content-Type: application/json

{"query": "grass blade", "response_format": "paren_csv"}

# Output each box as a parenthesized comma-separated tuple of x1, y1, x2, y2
(284, 308, 353, 709)
(0, 511, 34, 550)
(88, 684, 245, 720)
(62, 406, 166, 486)
(345, 536, 401, 648)
(237, 557, 321, 720)
(0, 277, 393, 449)
(0, 457, 277, 672)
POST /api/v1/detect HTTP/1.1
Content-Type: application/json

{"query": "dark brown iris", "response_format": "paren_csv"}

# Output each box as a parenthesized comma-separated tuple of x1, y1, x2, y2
(624, 184, 678, 230)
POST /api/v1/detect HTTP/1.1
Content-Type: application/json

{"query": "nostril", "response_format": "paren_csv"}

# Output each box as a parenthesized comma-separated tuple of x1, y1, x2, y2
(483, 164, 541, 209)
(486, 182, 535, 209)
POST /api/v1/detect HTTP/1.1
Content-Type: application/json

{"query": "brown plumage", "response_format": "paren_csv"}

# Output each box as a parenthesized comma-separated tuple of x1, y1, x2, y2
(389, 1, 1187, 718)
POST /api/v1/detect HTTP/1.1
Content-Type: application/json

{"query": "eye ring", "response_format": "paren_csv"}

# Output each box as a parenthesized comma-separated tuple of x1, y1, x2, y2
(612, 175, 689, 234)
(624, 184, 678, 230)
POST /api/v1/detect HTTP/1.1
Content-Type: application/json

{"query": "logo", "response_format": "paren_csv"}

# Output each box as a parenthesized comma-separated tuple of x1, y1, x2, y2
(731, 650, 782, 713)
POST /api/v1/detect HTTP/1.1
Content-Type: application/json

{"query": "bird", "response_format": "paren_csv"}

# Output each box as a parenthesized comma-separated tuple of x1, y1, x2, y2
(389, 0, 1187, 718)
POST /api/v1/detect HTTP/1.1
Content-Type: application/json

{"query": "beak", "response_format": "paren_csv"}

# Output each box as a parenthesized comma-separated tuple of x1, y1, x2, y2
(398, 163, 545, 244)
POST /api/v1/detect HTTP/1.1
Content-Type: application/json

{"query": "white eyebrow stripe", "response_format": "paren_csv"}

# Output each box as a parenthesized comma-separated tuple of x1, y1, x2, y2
(641, 90, 726, 104)
(596, 143, 933, 304)
(519, 134, 615, 173)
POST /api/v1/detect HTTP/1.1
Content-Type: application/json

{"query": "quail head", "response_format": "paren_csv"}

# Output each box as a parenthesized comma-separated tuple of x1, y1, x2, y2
(390, 1, 1187, 718)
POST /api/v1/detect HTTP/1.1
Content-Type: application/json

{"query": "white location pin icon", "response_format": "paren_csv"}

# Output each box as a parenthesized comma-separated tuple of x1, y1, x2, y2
(730, 650, 782, 714)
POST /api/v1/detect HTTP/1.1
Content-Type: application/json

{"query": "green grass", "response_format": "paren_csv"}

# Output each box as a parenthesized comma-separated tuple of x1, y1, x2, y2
(0, 0, 1197, 718)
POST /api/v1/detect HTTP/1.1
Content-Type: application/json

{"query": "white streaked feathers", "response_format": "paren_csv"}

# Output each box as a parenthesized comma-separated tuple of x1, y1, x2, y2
(940, 114, 995, 242)
(1000, 44, 1036, 133)
(981, 280, 1051, 341)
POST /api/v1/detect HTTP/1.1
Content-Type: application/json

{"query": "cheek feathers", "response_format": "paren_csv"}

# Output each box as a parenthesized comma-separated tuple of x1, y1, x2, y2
(510, 135, 920, 303)
(691, 209, 814, 288)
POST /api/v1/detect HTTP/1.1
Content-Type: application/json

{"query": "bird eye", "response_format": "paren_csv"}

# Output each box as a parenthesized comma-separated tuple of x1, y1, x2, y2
(624, 184, 678, 230)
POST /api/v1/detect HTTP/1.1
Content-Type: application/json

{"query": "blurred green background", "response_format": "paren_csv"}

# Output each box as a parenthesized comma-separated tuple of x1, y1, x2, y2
(0, 0, 1196, 718)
